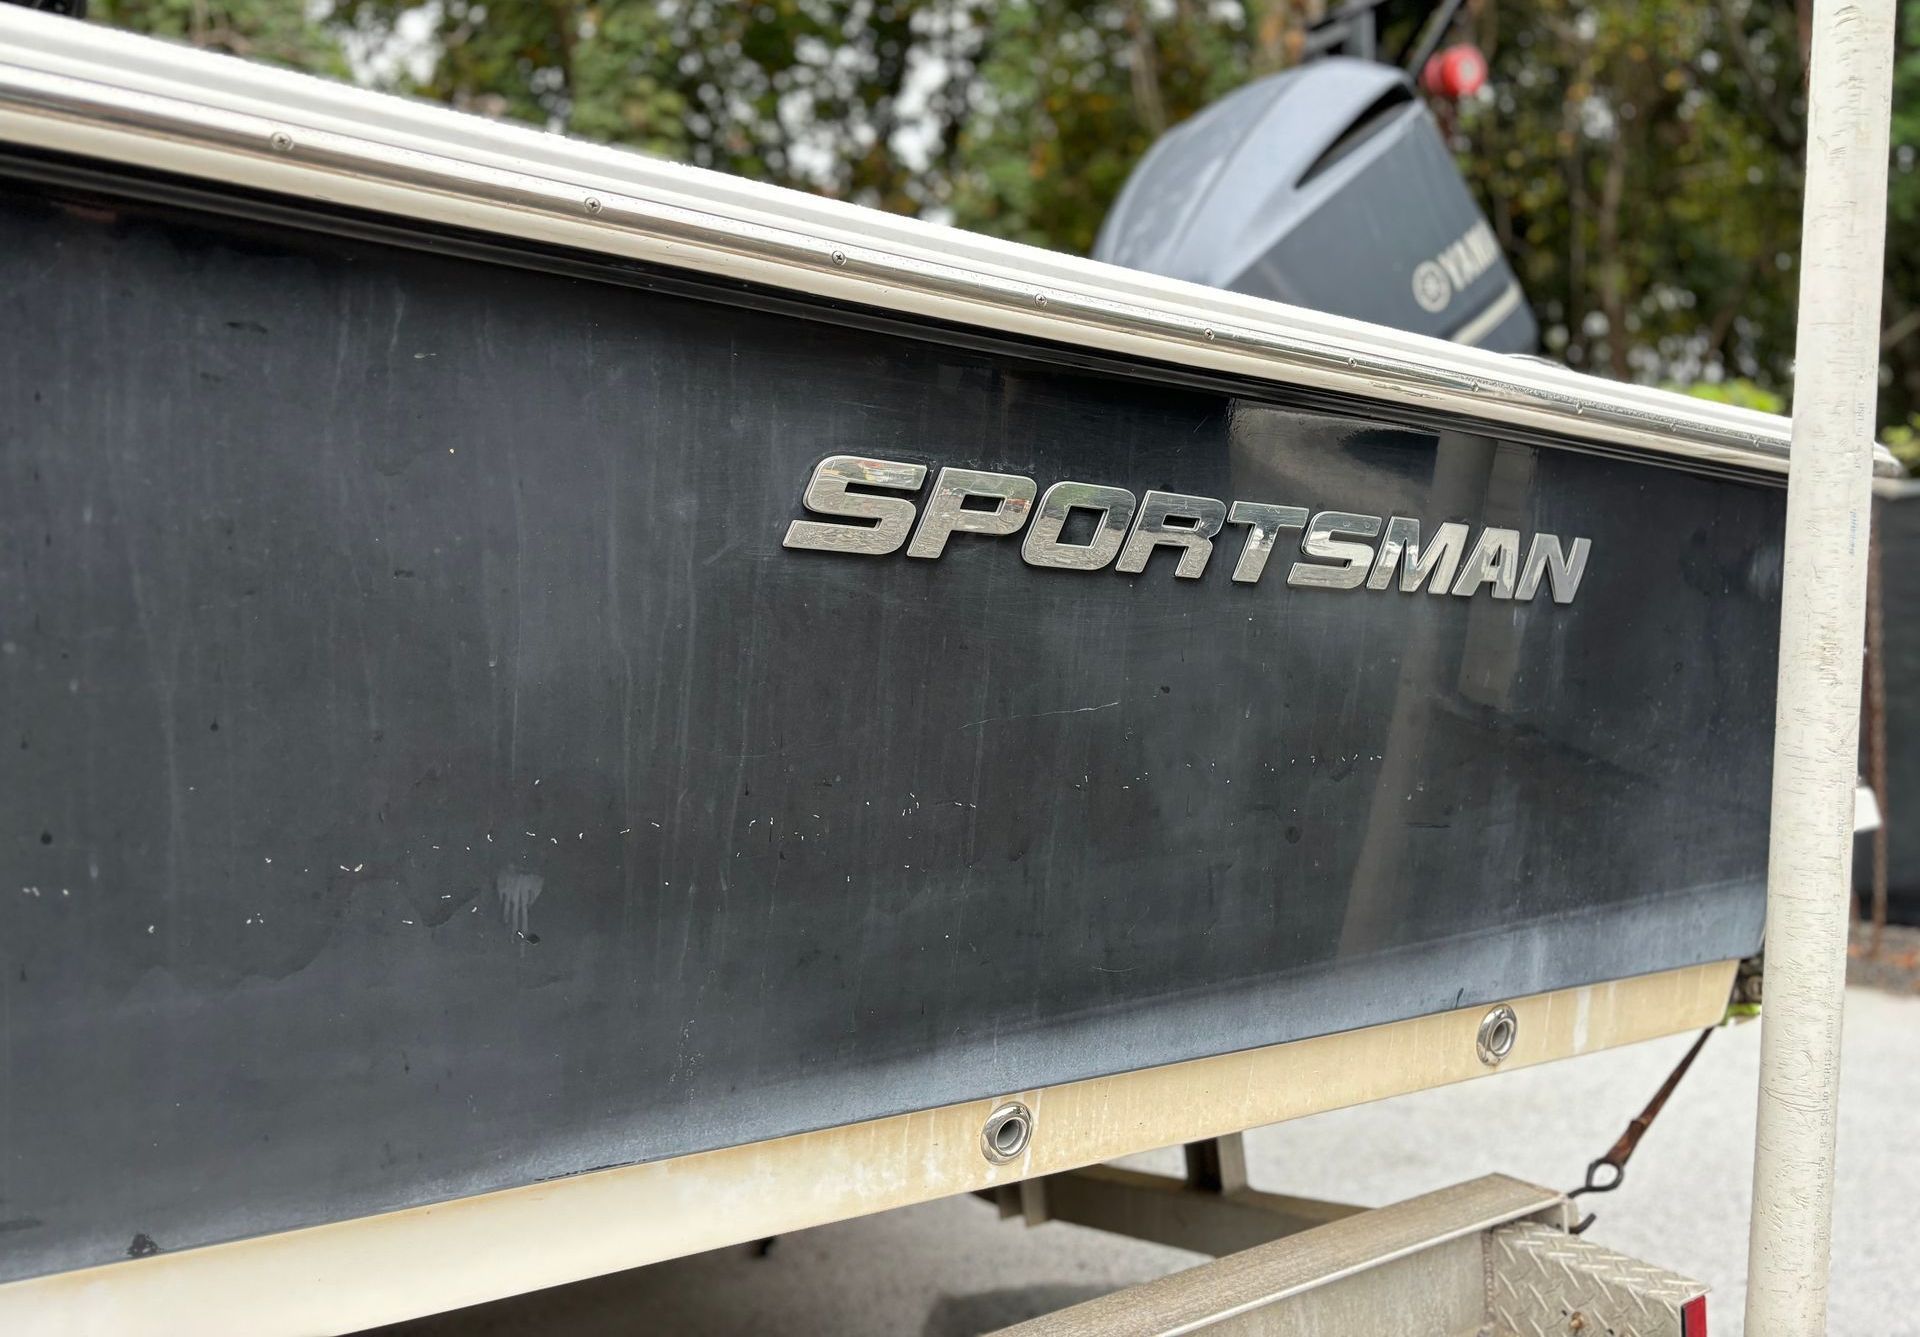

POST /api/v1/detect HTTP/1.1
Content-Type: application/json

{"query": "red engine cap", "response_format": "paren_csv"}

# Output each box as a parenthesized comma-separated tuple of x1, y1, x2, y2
(1421, 44, 1489, 100)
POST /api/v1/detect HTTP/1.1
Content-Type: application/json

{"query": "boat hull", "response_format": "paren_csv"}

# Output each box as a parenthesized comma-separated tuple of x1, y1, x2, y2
(0, 162, 1784, 1283)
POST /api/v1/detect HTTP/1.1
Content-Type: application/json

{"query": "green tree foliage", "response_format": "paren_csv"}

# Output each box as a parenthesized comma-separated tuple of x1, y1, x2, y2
(89, 0, 1920, 435)
(92, 0, 347, 74)
(1460, 0, 1806, 386)
(1881, 0, 1920, 439)
(334, 0, 982, 215)
(945, 3, 1267, 254)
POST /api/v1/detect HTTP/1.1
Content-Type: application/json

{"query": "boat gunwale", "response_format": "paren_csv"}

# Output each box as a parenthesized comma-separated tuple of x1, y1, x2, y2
(0, 7, 1901, 481)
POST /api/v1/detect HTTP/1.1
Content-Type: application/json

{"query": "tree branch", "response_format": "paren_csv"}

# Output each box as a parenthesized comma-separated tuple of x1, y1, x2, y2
(1883, 305, 1920, 351)
(1715, 0, 1802, 150)
(1127, 6, 1167, 137)
(1596, 127, 1630, 379)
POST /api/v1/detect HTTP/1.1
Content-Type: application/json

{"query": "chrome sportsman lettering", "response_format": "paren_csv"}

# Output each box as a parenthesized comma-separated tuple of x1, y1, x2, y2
(783, 455, 927, 556)
(784, 457, 1591, 604)
(1450, 527, 1523, 600)
(1288, 512, 1384, 591)
(1115, 491, 1228, 579)
(1368, 517, 1469, 594)
(1516, 533, 1593, 602)
(1022, 482, 1137, 571)
(1224, 502, 1308, 584)
(907, 468, 1036, 559)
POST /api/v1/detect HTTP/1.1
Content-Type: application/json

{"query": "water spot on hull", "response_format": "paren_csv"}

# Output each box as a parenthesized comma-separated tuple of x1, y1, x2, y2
(495, 868, 544, 938)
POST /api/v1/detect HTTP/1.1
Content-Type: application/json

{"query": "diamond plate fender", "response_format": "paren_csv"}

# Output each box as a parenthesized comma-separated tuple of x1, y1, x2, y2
(1490, 1220, 1708, 1337)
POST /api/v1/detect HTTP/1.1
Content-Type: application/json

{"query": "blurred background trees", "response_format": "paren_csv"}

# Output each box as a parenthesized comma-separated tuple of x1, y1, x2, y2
(90, 0, 1920, 453)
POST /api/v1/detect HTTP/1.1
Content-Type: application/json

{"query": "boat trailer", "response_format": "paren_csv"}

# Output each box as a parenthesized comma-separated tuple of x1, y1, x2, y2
(981, 1138, 1704, 1336)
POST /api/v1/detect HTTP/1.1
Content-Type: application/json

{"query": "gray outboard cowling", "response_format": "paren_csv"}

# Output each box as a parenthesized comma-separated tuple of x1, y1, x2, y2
(1095, 58, 1537, 353)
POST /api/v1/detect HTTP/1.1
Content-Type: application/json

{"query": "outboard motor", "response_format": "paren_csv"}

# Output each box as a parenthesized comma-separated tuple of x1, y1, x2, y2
(1095, 57, 1537, 353)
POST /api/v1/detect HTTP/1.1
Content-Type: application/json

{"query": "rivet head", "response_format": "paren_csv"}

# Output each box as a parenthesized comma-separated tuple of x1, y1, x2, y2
(584, 197, 603, 214)
(269, 131, 294, 152)
(1477, 1004, 1519, 1067)
(981, 1101, 1033, 1164)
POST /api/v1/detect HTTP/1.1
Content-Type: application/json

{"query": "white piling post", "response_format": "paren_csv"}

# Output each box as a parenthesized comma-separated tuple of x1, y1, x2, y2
(1745, 2, 1896, 1332)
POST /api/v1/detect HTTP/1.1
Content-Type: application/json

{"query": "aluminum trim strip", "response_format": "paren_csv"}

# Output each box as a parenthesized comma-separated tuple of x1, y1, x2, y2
(0, 10, 1899, 482)
(1450, 278, 1527, 348)
(0, 960, 1737, 1336)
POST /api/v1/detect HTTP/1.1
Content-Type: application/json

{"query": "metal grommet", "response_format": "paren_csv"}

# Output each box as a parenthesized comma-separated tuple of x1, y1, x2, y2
(1477, 1004, 1518, 1067)
(981, 1101, 1033, 1164)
